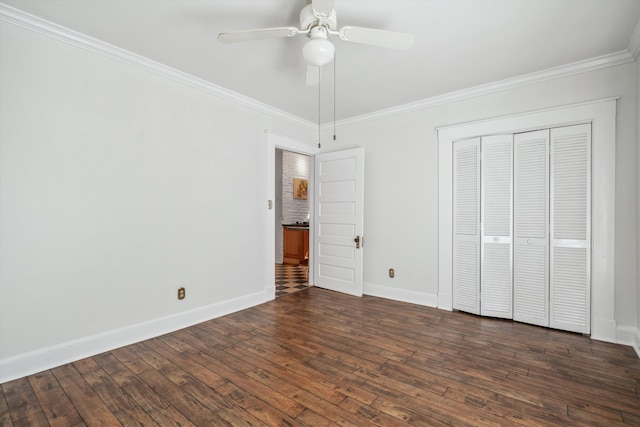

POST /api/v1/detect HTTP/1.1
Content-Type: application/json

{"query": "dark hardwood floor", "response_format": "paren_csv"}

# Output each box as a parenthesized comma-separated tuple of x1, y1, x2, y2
(2, 287, 640, 426)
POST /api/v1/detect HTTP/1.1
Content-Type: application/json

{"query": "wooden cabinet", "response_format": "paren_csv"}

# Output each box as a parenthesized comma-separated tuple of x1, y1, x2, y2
(283, 227, 309, 265)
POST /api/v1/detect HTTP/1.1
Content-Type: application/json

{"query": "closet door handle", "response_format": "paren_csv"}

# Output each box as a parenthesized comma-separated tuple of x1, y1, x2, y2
(354, 235, 361, 249)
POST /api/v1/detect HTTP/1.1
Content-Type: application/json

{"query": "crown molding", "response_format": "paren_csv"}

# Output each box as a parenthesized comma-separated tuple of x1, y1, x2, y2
(629, 18, 640, 60)
(2, 2, 637, 130)
(334, 50, 636, 128)
(0, 3, 317, 130)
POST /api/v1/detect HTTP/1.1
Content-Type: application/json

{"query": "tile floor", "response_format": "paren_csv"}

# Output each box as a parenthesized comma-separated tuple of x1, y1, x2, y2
(275, 263, 310, 297)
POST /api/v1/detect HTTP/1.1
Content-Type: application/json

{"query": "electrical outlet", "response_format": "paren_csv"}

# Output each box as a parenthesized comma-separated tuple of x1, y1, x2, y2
(178, 287, 186, 300)
(389, 268, 395, 278)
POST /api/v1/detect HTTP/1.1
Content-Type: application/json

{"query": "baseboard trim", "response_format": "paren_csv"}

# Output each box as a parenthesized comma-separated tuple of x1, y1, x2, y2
(590, 317, 618, 344)
(264, 285, 276, 301)
(363, 283, 437, 308)
(0, 291, 265, 384)
(616, 325, 640, 358)
(437, 292, 453, 311)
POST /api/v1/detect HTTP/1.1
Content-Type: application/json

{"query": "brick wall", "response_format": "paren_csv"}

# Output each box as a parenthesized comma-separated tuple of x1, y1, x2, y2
(282, 151, 310, 224)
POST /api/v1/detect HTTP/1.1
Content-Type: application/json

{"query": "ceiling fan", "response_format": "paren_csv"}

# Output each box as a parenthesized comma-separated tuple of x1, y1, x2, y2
(217, 0, 415, 86)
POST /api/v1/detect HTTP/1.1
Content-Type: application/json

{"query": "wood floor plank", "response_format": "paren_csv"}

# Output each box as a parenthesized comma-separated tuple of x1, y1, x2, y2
(242, 338, 375, 405)
(368, 394, 452, 427)
(230, 325, 382, 405)
(507, 369, 640, 420)
(71, 358, 101, 377)
(28, 370, 84, 426)
(621, 409, 640, 425)
(332, 396, 403, 426)
(225, 345, 347, 405)
(109, 345, 155, 376)
(2, 377, 44, 424)
(11, 410, 49, 427)
(51, 363, 122, 426)
(137, 368, 230, 425)
(0, 384, 15, 427)
(82, 367, 159, 426)
(294, 408, 340, 427)
(162, 371, 267, 426)
(157, 330, 308, 419)
(358, 377, 502, 427)
(406, 356, 568, 416)
(134, 338, 267, 426)
(567, 403, 627, 426)
(142, 338, 227, 389)
(399, 357, 575, 425)
(243, 368, 368, 426)
(90, 352, 193, 426)
(2, 287, 639, 426)
(216, 381, 299, 426)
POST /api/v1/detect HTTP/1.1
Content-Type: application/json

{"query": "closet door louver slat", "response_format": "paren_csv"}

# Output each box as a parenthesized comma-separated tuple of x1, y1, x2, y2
(513, 130, 549, 327)
(453, 138, 480, 315)
(550, 124, 591, 334)
(480, 135, 513, 318)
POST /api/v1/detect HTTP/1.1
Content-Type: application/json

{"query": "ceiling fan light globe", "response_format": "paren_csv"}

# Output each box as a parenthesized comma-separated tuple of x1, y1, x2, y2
(303, 38, 335, 66)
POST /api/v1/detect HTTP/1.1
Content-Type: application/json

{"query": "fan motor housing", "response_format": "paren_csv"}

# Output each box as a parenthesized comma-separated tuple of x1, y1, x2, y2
(300, 4, 337, 31)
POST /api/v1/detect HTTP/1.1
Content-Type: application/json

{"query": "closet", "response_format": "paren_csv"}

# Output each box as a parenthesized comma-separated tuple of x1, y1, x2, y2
(452, 123, 591, 334)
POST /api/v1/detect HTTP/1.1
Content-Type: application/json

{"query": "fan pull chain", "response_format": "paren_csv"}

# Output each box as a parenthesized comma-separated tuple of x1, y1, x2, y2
(318, 66, 321, 149)
(333, 54, 336, 141)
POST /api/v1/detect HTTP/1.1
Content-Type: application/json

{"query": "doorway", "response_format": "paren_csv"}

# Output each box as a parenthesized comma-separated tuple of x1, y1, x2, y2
(265, 132, 365, 300)
(275, 148, 311, 297)
(265, 131, 317, 301)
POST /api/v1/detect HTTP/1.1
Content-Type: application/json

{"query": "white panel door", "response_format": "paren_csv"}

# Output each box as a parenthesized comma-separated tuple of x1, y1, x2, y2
(550, 124, 591, 334)
(314, 148, 364, 296)
(513, 129, 549, 327)
(480, 135, 513, 318)
(453, 138, 480, 315)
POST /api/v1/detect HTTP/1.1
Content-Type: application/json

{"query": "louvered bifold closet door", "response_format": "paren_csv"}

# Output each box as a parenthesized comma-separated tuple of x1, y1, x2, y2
(453, 138, 480, 315)
(550, 124, 591, 334)
(480, 135, 513, 318)
(513, 130, 549, 327)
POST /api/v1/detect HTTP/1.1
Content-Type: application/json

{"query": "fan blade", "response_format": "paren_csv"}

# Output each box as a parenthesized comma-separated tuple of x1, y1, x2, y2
(306, 65, 319, 86)
(338, 26, 414, 49)
(218, 27, 300, 43)
(311, 0, 335, 17)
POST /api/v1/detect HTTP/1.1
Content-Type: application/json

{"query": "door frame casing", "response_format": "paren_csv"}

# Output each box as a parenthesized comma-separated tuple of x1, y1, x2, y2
(265, 131, 318, 300)
(437, 98, 617, 343)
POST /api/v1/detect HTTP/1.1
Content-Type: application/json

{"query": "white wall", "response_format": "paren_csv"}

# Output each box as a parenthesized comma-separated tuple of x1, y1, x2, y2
(0, 20, 315, 381)
(325, 62, 638, 333)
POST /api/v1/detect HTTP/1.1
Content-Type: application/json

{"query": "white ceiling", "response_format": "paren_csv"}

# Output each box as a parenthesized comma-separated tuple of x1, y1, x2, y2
(3, 0, 640, 123)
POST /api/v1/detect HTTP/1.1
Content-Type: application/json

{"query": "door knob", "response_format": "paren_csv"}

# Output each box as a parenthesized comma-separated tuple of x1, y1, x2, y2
(354, 235, 361, 249)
